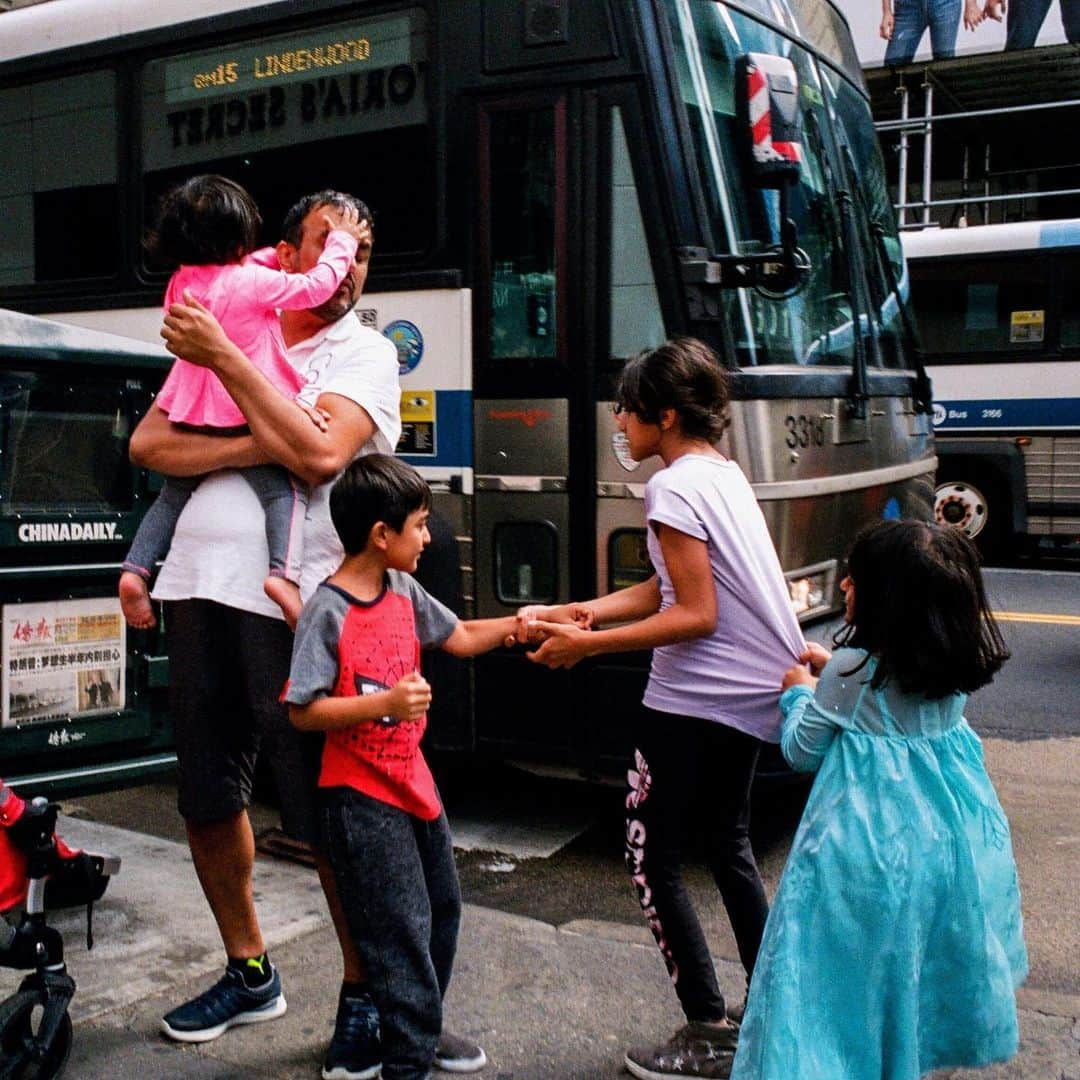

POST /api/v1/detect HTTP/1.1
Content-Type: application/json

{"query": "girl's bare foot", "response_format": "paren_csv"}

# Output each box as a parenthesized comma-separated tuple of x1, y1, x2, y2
(119, 571, 156, 629)
(265, 575, 303, 631)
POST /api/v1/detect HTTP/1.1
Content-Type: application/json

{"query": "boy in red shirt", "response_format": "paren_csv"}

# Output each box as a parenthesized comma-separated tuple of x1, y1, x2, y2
(285, 454, 516, 1080)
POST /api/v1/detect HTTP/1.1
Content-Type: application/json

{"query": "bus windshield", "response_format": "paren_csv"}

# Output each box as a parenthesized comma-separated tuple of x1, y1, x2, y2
(662, 0, 908, 369)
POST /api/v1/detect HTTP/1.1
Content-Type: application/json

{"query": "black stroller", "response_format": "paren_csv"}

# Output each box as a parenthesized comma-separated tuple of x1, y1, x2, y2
(0, 784, 119, 1079)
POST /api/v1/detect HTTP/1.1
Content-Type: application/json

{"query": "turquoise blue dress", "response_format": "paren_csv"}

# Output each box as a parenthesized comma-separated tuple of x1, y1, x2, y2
(730, 648, 1027, 1080)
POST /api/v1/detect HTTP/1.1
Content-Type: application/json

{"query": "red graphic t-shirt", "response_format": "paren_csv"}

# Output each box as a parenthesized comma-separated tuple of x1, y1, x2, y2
(283, 573, 457, 820)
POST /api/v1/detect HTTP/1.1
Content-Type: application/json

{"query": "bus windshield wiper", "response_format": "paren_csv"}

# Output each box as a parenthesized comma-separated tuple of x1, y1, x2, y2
(838, 145, 933, 415)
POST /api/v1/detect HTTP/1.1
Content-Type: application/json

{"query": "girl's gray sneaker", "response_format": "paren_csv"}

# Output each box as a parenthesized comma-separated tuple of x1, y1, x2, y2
(624, 1020, 738, 1080)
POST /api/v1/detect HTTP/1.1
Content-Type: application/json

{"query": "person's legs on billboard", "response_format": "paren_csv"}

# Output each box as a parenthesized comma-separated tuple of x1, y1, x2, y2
(1005, 0, 1053, 48)
(1059, 0, 1080, 41)
(928, 0, 963, 56)
(885, 0, 931, 64)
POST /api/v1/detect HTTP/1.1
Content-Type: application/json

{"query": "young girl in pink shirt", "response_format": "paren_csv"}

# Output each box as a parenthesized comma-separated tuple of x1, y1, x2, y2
(119, 175, 365, 629)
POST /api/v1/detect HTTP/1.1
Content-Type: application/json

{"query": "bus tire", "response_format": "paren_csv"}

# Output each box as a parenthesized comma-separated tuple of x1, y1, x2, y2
(933, 468, 1008, 562)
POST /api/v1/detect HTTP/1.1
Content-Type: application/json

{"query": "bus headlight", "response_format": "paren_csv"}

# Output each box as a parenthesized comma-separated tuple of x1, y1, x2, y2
(785, 559, 838, 621)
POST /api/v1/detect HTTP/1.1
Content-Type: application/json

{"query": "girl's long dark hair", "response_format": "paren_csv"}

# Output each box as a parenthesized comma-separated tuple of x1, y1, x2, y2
(834, 519, 1010, 699)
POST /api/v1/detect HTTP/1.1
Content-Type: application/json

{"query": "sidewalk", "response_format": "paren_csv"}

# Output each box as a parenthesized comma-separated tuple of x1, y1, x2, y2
(4, 814, 1077, 1080)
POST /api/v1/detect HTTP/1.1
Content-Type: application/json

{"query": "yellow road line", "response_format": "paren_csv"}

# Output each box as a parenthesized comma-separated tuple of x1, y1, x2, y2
(993, 611, 1080, 626)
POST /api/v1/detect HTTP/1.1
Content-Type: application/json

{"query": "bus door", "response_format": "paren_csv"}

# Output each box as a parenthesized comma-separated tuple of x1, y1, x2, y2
(471, 92, 577, 764)
(470, 86, 675, 773)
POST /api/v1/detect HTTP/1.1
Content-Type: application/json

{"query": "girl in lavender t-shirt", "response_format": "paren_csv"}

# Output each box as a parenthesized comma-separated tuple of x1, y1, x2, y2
(516, 338, 806, 1080)
(119, 175, 364, 631)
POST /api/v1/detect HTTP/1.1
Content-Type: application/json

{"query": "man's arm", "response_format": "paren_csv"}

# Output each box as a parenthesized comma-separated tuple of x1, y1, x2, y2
(160, 294, 375, 486)
(129, 402, 268, 475)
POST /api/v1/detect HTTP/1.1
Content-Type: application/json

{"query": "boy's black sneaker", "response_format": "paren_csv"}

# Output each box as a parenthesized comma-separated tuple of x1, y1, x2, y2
(322, 990, 381, 1080)
(624, 1020, 738, 1080)
(435, 1030, 488, 1072)
(160, 965, 286, 1043)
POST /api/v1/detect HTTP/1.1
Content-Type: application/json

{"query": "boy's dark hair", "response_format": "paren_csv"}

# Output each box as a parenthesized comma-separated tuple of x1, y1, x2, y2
(281, 190, 371, 248)
(834, 519, 1010, 699)
(615, 337, 730, 442)
(330, 454, 431, 555)
(147, 175, 261, 267)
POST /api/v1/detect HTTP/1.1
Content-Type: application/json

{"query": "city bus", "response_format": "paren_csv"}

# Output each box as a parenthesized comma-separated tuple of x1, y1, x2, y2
(903, 221, 1080, 560)
(0, 0, 933, 788)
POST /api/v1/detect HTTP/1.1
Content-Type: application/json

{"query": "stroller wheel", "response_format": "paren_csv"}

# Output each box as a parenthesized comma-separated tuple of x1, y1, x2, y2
(0, 988, 73, 1080)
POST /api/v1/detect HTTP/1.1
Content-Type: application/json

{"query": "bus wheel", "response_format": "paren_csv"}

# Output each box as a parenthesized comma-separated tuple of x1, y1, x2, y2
(933, 475, 1005, 560)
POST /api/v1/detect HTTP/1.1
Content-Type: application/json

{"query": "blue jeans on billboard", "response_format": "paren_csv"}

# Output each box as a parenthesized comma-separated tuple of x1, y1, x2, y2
(1006, 0, 1080, 48)
(885, 0, 962, 63)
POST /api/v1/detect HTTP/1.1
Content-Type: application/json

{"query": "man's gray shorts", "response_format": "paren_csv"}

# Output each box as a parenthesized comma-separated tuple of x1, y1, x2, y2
(165, 599, 322, 845)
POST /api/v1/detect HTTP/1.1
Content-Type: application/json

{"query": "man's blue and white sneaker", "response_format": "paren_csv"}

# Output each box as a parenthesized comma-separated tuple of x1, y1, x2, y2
(435, 1031, 488, 1073)
(160, 965, 287, 1043)
(322, 990, 381, 1080)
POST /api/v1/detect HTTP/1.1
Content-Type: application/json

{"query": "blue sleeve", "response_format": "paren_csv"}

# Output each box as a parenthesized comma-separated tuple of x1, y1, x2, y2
(283, 587, 345, 705)
(779, 685, 840, 772)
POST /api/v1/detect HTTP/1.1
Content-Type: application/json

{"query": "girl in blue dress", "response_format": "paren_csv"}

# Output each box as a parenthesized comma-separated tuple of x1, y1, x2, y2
(731, 519, 1027, 1080)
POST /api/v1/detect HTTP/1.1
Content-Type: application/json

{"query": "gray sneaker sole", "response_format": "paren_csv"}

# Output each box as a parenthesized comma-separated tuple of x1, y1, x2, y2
(160, 993, 287, 1043)
(434, 1046, 488, 1072)
(322, 1064, 380, 1080)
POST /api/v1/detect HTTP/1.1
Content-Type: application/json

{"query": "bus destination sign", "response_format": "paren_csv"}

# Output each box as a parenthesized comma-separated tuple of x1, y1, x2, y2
(165, 15, 413, 104)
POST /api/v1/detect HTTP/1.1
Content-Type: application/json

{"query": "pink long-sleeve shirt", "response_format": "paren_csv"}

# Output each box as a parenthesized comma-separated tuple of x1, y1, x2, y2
(154, 229, 358, 428)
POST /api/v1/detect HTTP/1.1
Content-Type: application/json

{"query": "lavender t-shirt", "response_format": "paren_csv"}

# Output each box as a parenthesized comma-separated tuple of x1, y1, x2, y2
(642, 454, 805, 743)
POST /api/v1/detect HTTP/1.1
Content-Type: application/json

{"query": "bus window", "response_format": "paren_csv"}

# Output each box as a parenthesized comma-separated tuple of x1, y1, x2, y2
(0, 71, 119, 287)
(609, 107, 664, 362)
(608, 528, 652, 593)
(493, 521, 558, 605)
(488, 109, 558, 360)
(139, 9, 430, 266)
(0, 371, 136, 513)
(662, 0, 855, 367)
(909, 259, 1049, 355)
(1059, 257, 1080, 349)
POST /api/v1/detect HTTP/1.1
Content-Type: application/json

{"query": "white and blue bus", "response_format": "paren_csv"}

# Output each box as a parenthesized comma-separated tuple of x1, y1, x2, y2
(903, 220, 1080, 559)
(0, 0, 933, 788)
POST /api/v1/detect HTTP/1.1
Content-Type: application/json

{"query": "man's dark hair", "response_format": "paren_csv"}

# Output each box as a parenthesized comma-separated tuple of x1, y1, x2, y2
(330, 454, 431, 555)
(281, 190, 371, 248)
(834, 519, 1010, 699)
(147, 175, 261, 267)
(615, 337, 730, 442)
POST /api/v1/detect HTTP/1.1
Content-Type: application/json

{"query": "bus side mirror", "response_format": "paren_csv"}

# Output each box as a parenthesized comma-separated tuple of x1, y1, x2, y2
(736, 53, 803, 190)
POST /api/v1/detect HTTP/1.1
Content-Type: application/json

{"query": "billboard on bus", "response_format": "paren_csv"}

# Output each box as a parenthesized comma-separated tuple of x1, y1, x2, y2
(834, 0, 1073, 66)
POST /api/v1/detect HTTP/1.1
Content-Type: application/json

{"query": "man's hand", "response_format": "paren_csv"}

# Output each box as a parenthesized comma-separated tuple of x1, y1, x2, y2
(963, 0, 984, 30)
(296, 401, 331, 433)
(982, 0, 1005, 19)
(880, 7, 895, 39)
(386, 671, 432, 721)
(161, 291, 234, 368)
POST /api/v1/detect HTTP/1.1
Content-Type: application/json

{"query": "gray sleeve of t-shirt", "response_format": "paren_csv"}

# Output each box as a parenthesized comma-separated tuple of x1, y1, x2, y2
(388, 570, 459, 648)
(283, 586, 346, 705)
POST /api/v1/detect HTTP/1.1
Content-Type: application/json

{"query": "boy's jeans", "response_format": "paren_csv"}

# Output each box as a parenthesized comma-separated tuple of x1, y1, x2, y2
(321, 787, 460, 1080)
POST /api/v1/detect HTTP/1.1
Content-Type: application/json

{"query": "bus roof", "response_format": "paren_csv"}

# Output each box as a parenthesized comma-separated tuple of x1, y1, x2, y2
(0, 308, 170, 367)
(900, 219, 1080, 259)
(0, 0, 294, 64)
